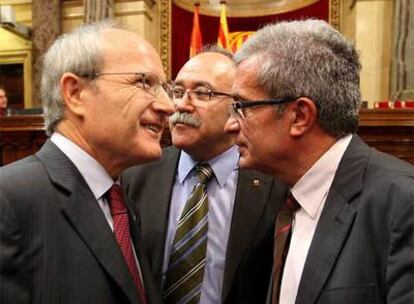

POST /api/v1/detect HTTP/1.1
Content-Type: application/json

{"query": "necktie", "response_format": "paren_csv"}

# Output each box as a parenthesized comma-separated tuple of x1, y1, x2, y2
(107, 184, 147, 304)
(271, 193, 300, 304)
(163, 163, 214, 304)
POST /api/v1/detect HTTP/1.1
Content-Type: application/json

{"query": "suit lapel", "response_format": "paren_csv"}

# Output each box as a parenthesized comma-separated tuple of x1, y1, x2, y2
(37, 141, 139, 304)
(295, 189, 356, 304)
(295, 136, 369, 304)
(139, 148, 180, 284)
(222, 169, 275, 302)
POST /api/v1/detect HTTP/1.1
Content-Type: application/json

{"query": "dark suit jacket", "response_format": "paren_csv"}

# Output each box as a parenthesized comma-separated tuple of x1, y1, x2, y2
(0, 141, 161, 304)
(123, 146, 288, 304)
(292, 135, 414, 304)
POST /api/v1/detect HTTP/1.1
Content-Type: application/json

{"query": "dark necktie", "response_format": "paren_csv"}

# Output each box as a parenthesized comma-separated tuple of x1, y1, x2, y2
(271, 193, 300, 304)
(107, 184, 147, 304)
(163, 163, 214, 304)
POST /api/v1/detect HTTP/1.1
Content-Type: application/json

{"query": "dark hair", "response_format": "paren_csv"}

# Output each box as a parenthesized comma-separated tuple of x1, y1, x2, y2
(200, 44, 234, 60)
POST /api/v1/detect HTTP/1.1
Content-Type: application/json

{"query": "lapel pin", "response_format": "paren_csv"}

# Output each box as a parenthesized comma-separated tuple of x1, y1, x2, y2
(253, 179, 260, 187)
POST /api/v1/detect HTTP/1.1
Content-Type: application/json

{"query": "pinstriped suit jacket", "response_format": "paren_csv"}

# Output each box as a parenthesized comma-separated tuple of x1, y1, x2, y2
(0, 141, 161, 304)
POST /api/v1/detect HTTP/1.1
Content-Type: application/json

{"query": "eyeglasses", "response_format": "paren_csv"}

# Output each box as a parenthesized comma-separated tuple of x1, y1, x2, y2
(230, 97, 298, 119)
(82, 72, 171, 97)
(171, 87, 232, 104)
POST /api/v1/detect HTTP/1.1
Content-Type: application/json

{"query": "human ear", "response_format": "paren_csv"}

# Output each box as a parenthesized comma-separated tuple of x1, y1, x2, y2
(60, 72, 87, 117)
(289, 97, 317, 137)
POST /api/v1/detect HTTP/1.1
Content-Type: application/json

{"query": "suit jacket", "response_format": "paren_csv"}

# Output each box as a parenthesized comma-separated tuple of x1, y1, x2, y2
(289, 135, 414, 304)
(0, 140, 161, 304)
(123, 146, 288, 304)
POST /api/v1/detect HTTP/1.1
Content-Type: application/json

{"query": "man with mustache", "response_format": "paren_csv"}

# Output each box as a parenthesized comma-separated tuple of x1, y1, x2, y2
(123, 46, 287, 304)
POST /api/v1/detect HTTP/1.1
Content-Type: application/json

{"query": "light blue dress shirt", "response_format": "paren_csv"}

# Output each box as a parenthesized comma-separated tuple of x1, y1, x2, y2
(162, 146, 240, 304)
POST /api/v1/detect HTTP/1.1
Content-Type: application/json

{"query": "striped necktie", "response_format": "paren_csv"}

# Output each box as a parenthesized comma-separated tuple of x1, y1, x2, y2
(163, 163, 214, 304)
(271, 193, 300, 304)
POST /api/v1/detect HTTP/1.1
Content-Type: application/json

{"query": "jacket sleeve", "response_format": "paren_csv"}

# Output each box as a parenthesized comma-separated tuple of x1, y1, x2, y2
(386, 182, 414, 304)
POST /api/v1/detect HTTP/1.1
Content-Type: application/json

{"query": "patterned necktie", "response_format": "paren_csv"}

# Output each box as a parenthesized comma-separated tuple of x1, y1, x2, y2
(107, 184, 147, 304)
(163, 163, 214, 304)
(271, 193, 300, 304)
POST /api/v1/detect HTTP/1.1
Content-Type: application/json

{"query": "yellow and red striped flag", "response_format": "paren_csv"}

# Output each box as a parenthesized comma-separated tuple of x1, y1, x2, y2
(229, 31, 255, 53)
(189, 3, 203, 58)
(217, 1, 230, 50)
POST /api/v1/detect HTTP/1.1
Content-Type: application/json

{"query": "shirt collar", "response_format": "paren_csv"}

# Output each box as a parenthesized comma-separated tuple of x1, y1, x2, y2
(177, 146, 239, 188)
(291, 134, 353, 218)
(51, 132, 114, 200)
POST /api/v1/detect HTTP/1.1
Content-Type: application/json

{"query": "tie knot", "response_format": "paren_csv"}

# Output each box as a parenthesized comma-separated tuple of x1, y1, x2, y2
(195, 163, 214, 185)
(284, 193, 300, 213)
(107, 183, 127, 215)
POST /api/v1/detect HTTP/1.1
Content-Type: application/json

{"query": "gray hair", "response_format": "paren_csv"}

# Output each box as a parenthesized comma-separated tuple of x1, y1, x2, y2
(235, 19, 362, 137)
(41, 21, 115, 135)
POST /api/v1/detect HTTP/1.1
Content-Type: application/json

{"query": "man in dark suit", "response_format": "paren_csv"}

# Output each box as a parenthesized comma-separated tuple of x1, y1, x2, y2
(123, 47, 287, 304)
(0, 22, 174, 303)
(225, 20, 414, 304)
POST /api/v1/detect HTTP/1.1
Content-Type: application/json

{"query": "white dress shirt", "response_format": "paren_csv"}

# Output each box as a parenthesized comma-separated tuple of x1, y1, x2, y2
(279, 134, 353, 304)
(162, 146, 239, 304)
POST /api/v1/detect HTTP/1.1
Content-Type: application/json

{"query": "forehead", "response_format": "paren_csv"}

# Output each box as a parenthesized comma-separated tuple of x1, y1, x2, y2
(101, 29, 165, 80)
(233, 57, 268, 99)
(175, 53, 235, 88)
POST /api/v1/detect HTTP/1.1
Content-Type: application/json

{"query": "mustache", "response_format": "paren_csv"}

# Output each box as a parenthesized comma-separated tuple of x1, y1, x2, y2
(169, 112, 201, 128)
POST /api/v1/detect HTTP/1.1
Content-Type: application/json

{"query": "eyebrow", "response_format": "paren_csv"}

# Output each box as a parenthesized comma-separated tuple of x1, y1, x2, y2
(232, 92, 251, 102)
(174, 80, 214, 90)
(134, 72, 166, 83)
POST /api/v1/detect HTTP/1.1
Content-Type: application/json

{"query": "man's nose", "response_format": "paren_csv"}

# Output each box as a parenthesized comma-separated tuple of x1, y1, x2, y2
(224, 115, 240, 134)
(153, 91, 175, 116)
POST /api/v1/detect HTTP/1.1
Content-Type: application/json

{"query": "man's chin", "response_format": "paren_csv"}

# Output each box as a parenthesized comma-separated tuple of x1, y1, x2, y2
(238, 156, 254, 170)
(134, 146, 162, 164)
(171, 133, 197, 151)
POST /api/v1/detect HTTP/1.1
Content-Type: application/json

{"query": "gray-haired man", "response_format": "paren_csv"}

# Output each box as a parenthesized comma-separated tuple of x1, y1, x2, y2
(225, 19, 414, 304)
(0, 22, 174, 304)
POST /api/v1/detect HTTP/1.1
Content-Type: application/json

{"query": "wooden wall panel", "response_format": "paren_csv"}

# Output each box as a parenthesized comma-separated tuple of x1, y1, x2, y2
(1, 109, 413, 166)
(0, 115, 46, 165)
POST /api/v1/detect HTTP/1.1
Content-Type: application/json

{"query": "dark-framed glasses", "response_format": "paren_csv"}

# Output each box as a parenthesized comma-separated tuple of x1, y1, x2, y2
(230, 97, 299, 119)
(82, 72, 170, 97)
(171, 87, 233, 104)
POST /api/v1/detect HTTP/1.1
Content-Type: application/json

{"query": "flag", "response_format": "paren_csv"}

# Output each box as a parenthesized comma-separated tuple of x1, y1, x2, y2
(189, 3, 203, 58)
(229, 31, 255, 53)
(217, 1, 230, 50)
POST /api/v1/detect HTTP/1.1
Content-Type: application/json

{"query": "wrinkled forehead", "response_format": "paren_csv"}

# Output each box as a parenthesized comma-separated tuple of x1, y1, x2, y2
(101, 29, 166, 81)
